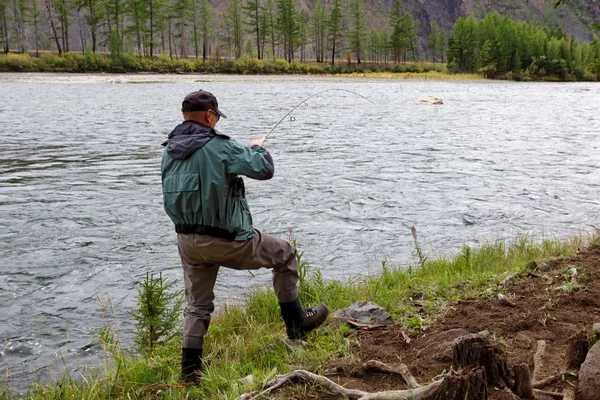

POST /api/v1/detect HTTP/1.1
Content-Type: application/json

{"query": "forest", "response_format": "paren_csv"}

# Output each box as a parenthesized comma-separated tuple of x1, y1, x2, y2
(0, 0, 599, 80)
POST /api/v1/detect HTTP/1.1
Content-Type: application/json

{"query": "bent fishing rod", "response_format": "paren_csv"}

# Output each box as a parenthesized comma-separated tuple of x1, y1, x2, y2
(266, 89, 376, 138)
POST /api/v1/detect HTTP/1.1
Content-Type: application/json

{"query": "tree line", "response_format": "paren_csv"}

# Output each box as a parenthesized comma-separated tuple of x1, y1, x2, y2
(448, 13, 600, 80)
(0, 0, 449, 65)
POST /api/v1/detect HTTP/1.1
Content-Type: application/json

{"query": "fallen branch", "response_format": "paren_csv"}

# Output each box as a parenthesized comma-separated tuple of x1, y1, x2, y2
(364, 359, 421, 389)
(533, 340, 547, 383)
(237, 369, 445, 400)
(499, 273, 516, 287)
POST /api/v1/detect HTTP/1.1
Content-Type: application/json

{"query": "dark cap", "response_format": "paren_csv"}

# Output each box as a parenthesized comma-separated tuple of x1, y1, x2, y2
(181, 90, 228, 119)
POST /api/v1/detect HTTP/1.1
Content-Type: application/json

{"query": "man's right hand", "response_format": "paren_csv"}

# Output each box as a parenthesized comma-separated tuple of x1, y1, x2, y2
(249, 137, 267, 148)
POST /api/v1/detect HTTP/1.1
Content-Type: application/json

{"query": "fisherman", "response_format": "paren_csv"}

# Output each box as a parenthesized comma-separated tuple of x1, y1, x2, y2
(161, 90, 329, 383)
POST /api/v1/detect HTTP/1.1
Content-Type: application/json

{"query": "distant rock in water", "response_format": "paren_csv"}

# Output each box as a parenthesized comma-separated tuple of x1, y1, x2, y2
(331, 301, 394, 326)
(416, 96, 443, 105)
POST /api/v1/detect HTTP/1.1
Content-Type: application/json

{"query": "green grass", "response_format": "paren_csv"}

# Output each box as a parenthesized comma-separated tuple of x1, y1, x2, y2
(0, 233, 593, 399)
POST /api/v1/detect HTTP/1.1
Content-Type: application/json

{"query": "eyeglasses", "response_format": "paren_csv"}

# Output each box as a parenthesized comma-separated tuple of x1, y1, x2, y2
(210, 110, 220, 122)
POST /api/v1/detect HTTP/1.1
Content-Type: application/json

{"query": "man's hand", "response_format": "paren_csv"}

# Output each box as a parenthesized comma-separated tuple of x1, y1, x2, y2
(249, 137, 267, 148)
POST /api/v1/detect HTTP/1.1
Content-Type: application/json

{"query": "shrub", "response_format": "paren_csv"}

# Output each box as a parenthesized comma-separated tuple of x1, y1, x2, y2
(2, 53, 36, 72)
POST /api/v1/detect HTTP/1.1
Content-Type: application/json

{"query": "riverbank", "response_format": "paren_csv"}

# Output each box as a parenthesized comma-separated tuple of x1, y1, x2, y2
(2, 233, 597, 399)
(2, 53, 597, 81)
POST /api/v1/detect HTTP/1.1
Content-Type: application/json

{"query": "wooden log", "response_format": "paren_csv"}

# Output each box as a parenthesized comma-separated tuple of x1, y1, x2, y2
(513, 364, 535, 399)
(452, 331, 511, 388)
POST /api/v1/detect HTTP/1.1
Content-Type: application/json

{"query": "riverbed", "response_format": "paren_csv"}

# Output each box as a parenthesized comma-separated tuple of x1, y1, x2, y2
(0, 73, 599, 392)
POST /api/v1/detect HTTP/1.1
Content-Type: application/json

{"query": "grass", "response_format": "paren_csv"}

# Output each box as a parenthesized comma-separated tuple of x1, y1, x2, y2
(0, 233, 593, 399)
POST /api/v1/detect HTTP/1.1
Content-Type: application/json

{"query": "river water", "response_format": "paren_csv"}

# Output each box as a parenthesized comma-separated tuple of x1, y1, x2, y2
(0, 73, 599, 393)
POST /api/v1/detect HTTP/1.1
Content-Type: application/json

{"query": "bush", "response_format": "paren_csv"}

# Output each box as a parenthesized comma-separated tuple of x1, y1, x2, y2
(1, 53, 36, 72)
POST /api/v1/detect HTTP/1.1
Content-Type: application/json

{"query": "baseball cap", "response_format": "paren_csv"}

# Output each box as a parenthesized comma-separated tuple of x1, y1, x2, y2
(181, 90, 228, 118)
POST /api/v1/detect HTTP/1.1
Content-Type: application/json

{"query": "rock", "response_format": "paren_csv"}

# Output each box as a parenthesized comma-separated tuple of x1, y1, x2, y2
(416, 96, 443, 105)
(592, 323, 600, 336)
(331, 301, 394, 326)
(578, 342, 600, 400)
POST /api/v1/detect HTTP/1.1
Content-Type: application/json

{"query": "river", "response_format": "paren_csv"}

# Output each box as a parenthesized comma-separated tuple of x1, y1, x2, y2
(0, 73, 599, 393)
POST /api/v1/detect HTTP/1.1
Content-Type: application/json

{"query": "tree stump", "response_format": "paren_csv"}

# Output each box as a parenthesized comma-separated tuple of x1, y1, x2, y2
(430, 367, 488, 400)
(513, 364, 535, 399)
(562, 330, 589, 371)
(452, 331, 512, 388)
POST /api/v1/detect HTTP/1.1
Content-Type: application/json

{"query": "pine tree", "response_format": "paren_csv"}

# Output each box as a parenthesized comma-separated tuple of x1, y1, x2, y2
(75, 0, 103, 52)
(428, 20, 440, 63)
(263, 0, 275, 59)
(277, 0, 297, 62)
(244, 0, 261, 59)
(328, 0, 342, 66)
(226, 0, 243, 58)
(389, 0, 404, 63)
(348, 0, 366, 64)
(198, 0, 210, 60)
(310, 0, 326, 62)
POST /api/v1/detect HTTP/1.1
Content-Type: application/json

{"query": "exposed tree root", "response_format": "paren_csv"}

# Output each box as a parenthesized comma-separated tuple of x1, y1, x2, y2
(534, 389, 564, 399)
(237, 369, 444, 400)
(533, 340, 547, 383)
(363, 360, 421, 389)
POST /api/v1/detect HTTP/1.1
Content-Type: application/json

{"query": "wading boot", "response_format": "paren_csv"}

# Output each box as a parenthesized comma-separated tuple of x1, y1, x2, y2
(279, 298, 329, 340)
(181, 348, 202, 384)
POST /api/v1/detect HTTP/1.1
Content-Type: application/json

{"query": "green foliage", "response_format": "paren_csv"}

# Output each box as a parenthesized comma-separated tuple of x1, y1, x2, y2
(447, 12, 599, 81)
(130, 272, 183, 354)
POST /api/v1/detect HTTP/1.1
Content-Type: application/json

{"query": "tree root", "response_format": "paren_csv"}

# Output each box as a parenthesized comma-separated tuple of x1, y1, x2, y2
(533, 340, 546, 383)
(237, 369, 444, 400)
(363, 359, 421, 389)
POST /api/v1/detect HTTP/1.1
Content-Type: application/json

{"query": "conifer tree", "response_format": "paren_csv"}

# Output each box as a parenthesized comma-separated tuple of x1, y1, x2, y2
(328, 0, 342, 66)
(347, 0, 366, 64)
(244, 0, 261, 59)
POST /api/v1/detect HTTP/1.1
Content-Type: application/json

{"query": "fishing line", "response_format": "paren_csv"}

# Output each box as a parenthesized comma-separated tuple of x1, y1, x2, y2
(266, 89, 376, 138)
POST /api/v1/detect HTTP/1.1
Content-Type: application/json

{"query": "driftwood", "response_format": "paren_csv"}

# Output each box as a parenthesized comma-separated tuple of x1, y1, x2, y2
(363, 360, 421, 389)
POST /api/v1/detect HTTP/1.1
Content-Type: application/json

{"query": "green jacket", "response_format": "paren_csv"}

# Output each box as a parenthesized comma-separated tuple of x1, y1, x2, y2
(161, 120, 274, 241)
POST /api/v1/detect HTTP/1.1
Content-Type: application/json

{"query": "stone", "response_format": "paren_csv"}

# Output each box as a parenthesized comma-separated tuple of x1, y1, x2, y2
(331, 301, 394, 326)
(416, 96, 443, 105)
(578, 342, 600, 400)
(592, 323, 600, 336)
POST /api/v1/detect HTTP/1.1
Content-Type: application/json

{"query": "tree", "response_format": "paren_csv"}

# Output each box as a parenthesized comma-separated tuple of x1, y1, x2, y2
(43, 0, 62, 54)
(0, 0, 8, 53)
(30, 0, 41, 55)
(225, 0, 243, 58)
(244, 0, 261, 59)
(389, 0, 405, 63)
(263, 0, 276, 59)
(75, 0, 103, 52)
(277, 0, 297, 62)
(297, 7, 308, 61)
(11, 0, 28, 52)
(347, 0, 366, 64)
(198, 0, 211, 60)
(310, 0, 327, 63)
(328, 0, 342, 66)
(428, 20, 441, 63)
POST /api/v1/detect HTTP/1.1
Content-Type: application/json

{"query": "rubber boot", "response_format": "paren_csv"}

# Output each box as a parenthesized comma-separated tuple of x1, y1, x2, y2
(181, 348, 202, 383)
(279, 298, 329, 339)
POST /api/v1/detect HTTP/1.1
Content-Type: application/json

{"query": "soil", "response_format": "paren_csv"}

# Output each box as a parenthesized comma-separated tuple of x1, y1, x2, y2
(288, 245, 600, 400)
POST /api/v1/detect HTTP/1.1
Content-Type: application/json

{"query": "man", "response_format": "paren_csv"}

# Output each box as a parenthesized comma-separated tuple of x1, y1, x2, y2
(161, 90, 329, 383)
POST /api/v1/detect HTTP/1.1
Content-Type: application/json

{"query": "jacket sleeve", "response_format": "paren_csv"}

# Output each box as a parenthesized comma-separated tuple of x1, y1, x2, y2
(224, 139, 275, 180)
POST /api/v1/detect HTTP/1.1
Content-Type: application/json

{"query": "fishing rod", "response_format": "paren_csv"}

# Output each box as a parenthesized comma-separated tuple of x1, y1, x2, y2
(265, 88, 376, 138)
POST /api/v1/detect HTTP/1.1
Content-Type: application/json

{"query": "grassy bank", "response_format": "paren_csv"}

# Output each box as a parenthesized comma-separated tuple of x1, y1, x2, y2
(0, 53, 447, 76)
(1, 234, 594, 399)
